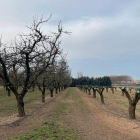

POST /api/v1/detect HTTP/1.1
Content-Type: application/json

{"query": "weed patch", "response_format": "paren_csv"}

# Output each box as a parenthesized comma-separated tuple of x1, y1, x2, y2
(8, 121, 77, 140)
(56, 103, 70, 115)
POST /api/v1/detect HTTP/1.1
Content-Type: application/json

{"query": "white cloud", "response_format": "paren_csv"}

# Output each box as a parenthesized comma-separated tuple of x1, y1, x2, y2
(0, 1, 140, 60)
(1, 12, 140, 60)
(60, 12, 140, 59)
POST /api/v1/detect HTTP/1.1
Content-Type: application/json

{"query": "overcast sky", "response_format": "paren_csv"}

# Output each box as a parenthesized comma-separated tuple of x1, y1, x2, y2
(0, 0, 140, 79)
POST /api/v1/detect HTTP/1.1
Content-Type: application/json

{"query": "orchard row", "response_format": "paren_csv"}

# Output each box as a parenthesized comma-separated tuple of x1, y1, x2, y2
(77, 85, 140, 119)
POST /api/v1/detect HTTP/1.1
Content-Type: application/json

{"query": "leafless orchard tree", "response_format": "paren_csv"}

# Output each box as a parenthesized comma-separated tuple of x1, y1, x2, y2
(87, 86, 91, 95)
(96, 87, 105, 104)
(0, 78, 11, 96)
(109, 86, 114, 94)
(106, 86, 108, 93)
(121, 87, 140, 119)
(48, 57, 72, 96)
(57, 57, 71, 89)
(0, 15, 70, 117)
(36, 56, 71, 102)
(36, 58, 58, 102)
(91, 86, 96, 98)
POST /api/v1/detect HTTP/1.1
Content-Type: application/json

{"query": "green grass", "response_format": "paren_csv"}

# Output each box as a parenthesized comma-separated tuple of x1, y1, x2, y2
(112, 100, 128, 108)
(104, 93, 140, 113)
(56, 103, 70, 115)
(8, 88, 78, 140)
(49, 102, 71, 121)
(0, 87, 50, 114)
(8, 121, 77, 140)
(62, 88, 74, 100)
(108, 99, 140, 112)
(75, 97, 86, 111)
(68, 88, 87, 112)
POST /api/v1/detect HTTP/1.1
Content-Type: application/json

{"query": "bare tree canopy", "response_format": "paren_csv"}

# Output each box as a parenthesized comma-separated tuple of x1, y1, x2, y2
(77, 72, 83, 78)
(0, 15, 71, 117)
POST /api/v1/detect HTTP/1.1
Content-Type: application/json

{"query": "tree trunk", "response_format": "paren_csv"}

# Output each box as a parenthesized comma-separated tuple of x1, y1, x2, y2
(88, 89, 91, 95)
(93, 90, 96, 98)
(8, 89, 11, 96)
(122, 91, 124, 96)
(129, 104, 136, 119)
(38, 86, 41, 91)
(111, 89, 114, 94)
(42, 91, 45, 103)
(100, 93, 104, 104)
(55, 88, 58, 94)
(59, 87, 61, 92)
(106, 88, 108, 93)
(61, 87, 63, 91)
(50, 89, 53, 97)
(16, 95, 25, 117)
(32, 86, 35, 92)
(64, 86, 66, 90)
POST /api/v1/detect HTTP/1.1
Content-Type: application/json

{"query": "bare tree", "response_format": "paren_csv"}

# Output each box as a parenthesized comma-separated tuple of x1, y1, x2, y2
(0, 15, 70, 117)
(96, 87, 105, 104)
(121, 87, 140, 119)
(55, 57, 71, 90)
(37, 56, 71, 100)
(106, 86, 108, 93)
(87, 86, 91, 95)
(92, 86, 96, 98)
(110, 87, 114, 94)
(77, 72, 83, 78)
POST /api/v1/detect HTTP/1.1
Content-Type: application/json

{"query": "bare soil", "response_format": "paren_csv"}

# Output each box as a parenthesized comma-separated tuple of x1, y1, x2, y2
(0, 87, 140, 140)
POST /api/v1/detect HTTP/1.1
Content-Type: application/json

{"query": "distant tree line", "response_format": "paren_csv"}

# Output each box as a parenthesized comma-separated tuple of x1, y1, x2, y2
(70, 76, 111, 87)
(109, 75, 133, 84)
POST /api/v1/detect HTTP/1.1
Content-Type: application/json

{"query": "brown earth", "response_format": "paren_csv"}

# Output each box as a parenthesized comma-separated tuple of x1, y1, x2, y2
(0, 87, 140, 140)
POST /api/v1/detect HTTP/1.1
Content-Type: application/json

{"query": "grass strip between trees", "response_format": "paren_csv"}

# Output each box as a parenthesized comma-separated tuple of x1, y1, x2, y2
(8, 88, 78, 140)
(8, 121, 77, 140)
(0, 88, 49, 114)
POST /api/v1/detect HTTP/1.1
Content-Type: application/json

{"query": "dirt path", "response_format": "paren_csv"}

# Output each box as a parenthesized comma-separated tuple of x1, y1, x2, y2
(1, 87, 140, 140)
(58, 87, 140, 140)
(77, 88, 140, 140)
